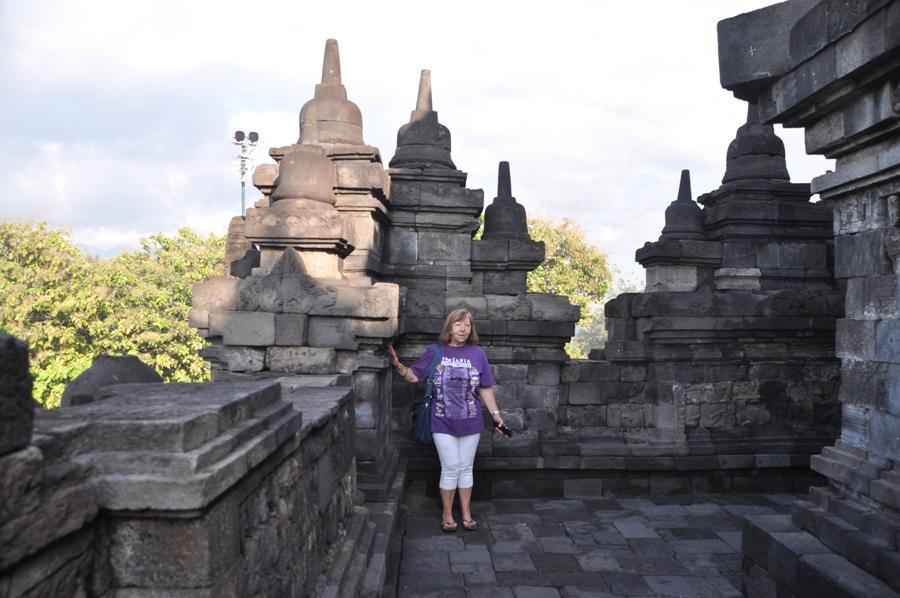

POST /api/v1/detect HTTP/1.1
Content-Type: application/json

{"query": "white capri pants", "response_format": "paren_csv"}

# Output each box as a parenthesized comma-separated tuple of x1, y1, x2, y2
(433, 432, 481, 490)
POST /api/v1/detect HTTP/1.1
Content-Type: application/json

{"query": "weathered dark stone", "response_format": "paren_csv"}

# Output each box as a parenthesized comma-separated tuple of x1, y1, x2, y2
(722, 103, 790, 183)
(482, 161, 530, 240)
(717, 0, 821, 100)
(0, 332, 34, 456)
(716, 3, 900, 594)
(835, 230, 893, 279)
(230, 248, 261, 278)
(60, 354, 162, 408)
(389, 69, 454, 170)
(658, 170, 705, 241)
(224, 216, 254, 277)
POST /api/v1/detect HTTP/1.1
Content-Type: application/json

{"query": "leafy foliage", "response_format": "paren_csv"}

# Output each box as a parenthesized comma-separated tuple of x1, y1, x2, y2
(526, 217, 613, 358)
(101, 229, 226, 383)
(1, 221, 105, 407)
(0, 220, 224, 407)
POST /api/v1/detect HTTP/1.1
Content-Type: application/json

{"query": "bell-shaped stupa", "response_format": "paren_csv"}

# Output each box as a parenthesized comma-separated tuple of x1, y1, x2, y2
(389, 70, 454, 169)
(297, 39, 364, 145)
(482, 162, 530, 240)
(658, 170, 705, 241)
(722, 102, 790, 184)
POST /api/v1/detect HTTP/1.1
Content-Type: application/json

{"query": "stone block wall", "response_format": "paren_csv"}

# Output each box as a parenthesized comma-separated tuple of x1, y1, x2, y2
(384, 170, 483, 291)
(403, 351, 832, 500)
(0, 436, 98, 597)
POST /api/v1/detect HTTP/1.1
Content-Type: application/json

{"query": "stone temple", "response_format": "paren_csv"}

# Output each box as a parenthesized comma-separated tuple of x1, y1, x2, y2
(3, 3, 900, 595)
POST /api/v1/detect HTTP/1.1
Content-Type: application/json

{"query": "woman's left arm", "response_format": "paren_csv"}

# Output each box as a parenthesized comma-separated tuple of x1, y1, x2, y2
(479, 387, 505, 430)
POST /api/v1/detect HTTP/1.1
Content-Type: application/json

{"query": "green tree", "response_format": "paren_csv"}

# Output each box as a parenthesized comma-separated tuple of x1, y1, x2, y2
(0, 220, 224, 407)
(0, 221, 109, 406)
(98, 228, 226, 383)
(526, 217, 613, 358)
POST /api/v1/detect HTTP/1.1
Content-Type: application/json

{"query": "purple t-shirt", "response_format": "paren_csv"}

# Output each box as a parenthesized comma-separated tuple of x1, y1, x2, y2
(410, 343, 495, 437)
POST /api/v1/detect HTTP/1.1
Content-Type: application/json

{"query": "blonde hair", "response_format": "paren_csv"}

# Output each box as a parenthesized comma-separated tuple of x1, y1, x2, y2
(439, 309, 479, 345)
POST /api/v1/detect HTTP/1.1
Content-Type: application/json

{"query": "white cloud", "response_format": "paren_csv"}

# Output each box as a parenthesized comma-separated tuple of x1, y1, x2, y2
(72, 226, 145, 253)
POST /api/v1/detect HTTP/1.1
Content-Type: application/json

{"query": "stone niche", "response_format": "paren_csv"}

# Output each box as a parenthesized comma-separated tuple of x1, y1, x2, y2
(719, 2, 900, 596)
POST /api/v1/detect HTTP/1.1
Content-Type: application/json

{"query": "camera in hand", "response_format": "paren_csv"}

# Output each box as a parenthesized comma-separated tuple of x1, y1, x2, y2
(493, 420, 513, 437)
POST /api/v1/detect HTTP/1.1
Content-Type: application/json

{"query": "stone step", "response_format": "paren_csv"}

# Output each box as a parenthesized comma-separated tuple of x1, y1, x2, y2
(358, 463, 407, 598)
(819, 445, 872, 473)
(379, 504, 407, 598)
(792, 497, 900, 593)
(825, 441, 892, 469)
(357, 447, 400, 503)
(340, 520, 376, 598)
(357, 446, 398, 483)
(323, 506, 371, 595)
(833, 497, 900, 549)
(833, 439, 869, 460)
(358, 535, 389, 598)
(743, 514, 900, 597)
(808, 484, 841, 510)
(798, 554, 900, 598)
(872, 473, 900, 512)
(811, 450, 879, 494)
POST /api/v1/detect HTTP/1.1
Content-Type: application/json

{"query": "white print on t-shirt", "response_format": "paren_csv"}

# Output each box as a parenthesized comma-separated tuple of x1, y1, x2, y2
(433, 359, 481, 420)
(441, 357, 472, 368)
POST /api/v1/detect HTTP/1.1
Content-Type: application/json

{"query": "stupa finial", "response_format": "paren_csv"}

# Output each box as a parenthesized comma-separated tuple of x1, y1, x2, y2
(498, 161, 512, 198)
(676, 169, 692, 203)
(416, 69, 433, 111)
(322, 39, 342, 84)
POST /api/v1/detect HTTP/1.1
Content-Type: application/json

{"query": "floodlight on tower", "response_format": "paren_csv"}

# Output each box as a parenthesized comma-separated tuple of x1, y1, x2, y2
(231, 130, 259, 217)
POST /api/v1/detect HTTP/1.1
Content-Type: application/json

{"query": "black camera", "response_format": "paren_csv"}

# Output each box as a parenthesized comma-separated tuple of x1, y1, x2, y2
(493, 420, 513, 437)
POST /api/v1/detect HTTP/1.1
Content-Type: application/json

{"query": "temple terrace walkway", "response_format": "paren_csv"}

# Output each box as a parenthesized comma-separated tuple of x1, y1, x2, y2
(397, 483, 802, 597)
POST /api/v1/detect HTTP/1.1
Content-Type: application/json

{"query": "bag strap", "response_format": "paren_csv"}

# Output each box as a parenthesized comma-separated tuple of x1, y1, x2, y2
(424, 344, 442, 400)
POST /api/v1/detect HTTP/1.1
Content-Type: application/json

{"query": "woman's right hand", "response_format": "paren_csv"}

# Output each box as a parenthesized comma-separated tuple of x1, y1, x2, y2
(386, 343, 401, 368)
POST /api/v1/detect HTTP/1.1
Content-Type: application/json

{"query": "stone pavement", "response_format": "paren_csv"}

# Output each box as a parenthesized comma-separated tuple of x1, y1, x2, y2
(398, 483, 804, 597)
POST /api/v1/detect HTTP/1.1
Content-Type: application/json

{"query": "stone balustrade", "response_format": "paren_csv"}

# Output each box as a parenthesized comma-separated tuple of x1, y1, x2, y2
(0, 375, 379, 597)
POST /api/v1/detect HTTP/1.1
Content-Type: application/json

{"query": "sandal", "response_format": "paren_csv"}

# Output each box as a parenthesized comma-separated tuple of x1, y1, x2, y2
(441, 520, 457, 532)
(462, 519, 477, 531)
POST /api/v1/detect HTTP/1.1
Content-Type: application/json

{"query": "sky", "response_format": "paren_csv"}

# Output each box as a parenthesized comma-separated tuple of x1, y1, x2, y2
(0, 0, 832, 285)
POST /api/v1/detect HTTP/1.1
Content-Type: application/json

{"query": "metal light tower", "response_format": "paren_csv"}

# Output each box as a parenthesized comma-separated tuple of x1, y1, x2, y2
(232, 130, 259, 217)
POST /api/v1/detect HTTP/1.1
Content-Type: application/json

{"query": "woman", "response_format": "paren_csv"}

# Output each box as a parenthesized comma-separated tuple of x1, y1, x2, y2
(387, 309, 505, 532)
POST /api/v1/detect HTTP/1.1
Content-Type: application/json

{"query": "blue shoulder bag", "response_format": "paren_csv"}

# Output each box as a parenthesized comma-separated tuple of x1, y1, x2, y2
(411, 344, 441, 445)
